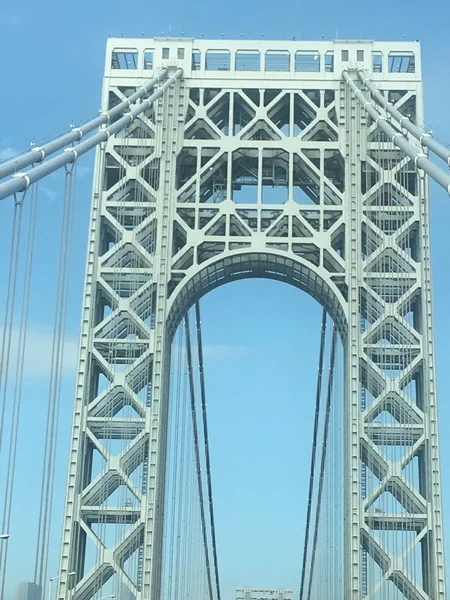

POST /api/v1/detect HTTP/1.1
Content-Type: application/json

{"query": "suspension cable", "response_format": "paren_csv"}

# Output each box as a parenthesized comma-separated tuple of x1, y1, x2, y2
(0, 69, 183, 202)
(0, 70, 168, 181)
(343, 70, 450, 194)
(306, 325, 337, 600)
(194, 301, 221, 600)
(356, 69, 450, 167)
(299, 309, 327, 600)
(184, 312, 214, 600)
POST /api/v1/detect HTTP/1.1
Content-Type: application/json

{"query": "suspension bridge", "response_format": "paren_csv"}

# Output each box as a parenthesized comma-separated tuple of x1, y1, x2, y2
(0, 37, 449, 600)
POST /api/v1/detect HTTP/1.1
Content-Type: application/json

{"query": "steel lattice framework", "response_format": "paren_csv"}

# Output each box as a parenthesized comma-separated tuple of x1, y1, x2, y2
(56, 38, 446, 600)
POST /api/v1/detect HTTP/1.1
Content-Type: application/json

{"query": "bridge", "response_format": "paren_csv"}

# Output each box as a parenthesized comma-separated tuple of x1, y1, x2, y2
(0, 37, 449, 600)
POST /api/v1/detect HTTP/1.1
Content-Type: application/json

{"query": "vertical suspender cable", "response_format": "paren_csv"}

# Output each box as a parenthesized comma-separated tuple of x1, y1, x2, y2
(184, 312, 214, 600)
(0, 196, 25, 452)
(166, 325, 184, 600)
(194, 301, 221, 600)
(173, 326, 188, 600)
(299, 309, 327, 600)
(34, 166, 75, 592)
(306, 326, 337, 600)
(0, 182, 39, 597)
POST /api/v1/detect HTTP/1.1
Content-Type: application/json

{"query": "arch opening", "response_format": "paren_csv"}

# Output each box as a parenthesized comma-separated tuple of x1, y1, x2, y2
(163, 278, 346, 598)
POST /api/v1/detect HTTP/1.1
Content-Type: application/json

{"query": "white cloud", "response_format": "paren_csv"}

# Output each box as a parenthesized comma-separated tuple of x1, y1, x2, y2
(2, 330, 246, 382)
(0, 15, 22, 27)
(40, 186, 58, 201)
(0, 146, 18, 162)
(77, 165, 91, 178)
(1, 327, 79, 380)
(172, 343, 248, 361)
(203, 344, 248, 360)
(21, 339, 245, 379)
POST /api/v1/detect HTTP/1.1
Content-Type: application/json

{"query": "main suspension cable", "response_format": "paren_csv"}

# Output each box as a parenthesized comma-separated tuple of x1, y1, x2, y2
(356, 69, 450, 167)
(194, 301, 221, 600)
(0, 69, 183, 202)
(343, 70, 450, 195)
(0, 70, 168, 181)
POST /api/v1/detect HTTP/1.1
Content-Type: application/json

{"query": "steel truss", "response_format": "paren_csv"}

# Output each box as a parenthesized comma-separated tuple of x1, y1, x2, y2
(55, 39, 446, 600)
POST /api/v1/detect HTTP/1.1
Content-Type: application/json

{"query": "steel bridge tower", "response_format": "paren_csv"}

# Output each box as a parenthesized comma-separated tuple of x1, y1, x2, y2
(57, 38, 446, 600)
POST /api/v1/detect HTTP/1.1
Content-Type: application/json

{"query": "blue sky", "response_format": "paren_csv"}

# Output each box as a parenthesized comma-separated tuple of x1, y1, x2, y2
(1, 0, 450, 599)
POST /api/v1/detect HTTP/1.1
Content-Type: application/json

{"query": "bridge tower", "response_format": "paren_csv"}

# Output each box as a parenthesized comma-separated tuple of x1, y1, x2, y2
(57, 38, 446, 599)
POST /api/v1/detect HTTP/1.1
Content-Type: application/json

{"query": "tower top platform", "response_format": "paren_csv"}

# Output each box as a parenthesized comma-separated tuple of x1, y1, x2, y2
(104, 37, 421, 82)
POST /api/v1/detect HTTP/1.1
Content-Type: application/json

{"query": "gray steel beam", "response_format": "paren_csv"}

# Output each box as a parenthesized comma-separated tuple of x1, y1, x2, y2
(0, 69, 168, 181)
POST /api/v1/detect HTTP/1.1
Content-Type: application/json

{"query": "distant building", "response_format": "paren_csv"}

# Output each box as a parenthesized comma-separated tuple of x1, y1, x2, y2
(15, 582, 42, 600)
(236, 588, 294, 600)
